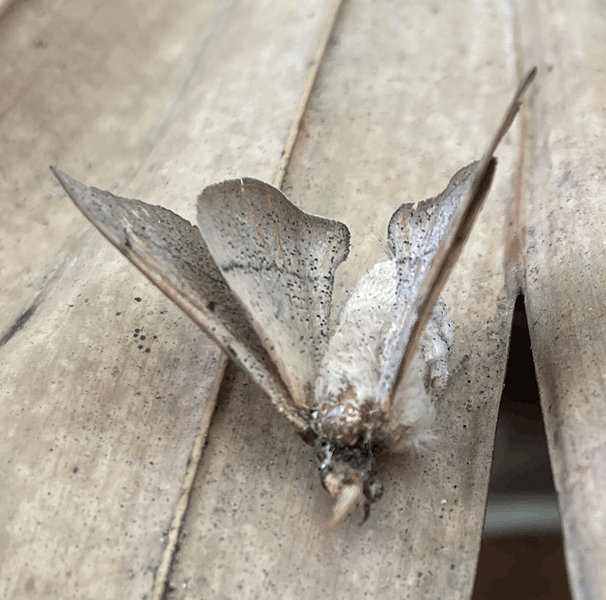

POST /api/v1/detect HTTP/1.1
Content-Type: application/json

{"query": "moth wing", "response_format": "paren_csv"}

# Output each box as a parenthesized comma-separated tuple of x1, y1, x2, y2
(377, 67, 537, 408)
(51, 168, 309, 432)
(387, 163, 481, 315)
(197, 178, 350, 409)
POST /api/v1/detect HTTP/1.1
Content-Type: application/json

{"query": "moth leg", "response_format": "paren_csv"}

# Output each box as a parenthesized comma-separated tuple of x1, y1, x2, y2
(360, 475, 385, 525)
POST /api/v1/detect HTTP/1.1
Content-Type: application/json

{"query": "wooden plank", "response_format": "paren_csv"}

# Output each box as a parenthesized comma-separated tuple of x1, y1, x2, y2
(518, 3, 606, 598)
(0, 0, 224, 336)
(166, 2, 531, 599)
(0, 0, 342, 598)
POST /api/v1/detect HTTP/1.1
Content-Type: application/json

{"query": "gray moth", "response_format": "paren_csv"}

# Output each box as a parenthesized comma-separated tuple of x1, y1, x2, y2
(51, 68, 535, 526)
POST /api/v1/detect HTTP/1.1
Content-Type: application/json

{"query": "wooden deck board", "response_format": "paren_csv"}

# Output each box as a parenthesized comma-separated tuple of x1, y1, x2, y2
(518, 3, 606, 598)
(0, 0, 229, 338)
(0, 0, 341, 598)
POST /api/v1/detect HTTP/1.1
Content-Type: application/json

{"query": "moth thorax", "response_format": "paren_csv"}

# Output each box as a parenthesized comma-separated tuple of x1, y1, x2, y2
(315, 386, 385, 447)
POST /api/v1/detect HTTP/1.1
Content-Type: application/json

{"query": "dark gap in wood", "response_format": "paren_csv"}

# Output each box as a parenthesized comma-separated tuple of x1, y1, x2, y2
(472, 295, 572, 600)
(489, 295, 552, 496)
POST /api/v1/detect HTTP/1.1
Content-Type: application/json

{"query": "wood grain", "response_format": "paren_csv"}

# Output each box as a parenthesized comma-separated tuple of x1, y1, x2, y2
(518, 3, 606, 598)
(0, 0, 342, 598)
(5, 0, 602, 598)
(0, 0, 223, 338)
(166, 1, 528, 598)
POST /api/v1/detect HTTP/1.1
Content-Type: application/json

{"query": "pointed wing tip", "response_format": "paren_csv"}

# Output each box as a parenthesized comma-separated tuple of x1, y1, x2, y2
(524, 66, 538, 88)
(50, 165, 71, 186)
(479, 66, 538, 168)
(50, 166, 88, 202)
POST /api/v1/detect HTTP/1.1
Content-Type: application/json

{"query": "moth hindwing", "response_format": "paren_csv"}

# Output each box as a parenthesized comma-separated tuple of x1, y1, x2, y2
(52, 67, 536, 525)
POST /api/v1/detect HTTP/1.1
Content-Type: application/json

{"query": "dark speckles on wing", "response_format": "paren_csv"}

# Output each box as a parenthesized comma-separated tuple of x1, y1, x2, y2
(51, 168, 308, 431)
(387, 161, 478, 313)
(198, 178, 350, 409)
(376, 161, 483, 405)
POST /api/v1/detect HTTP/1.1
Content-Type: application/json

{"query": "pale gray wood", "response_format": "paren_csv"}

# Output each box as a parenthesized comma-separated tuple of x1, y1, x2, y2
(0, 0, 230, 338)
(11, 0, 605, 597)
(519, 3, 606, 598)
(0, 0, 19, 18)
(0, 0, 342, 598)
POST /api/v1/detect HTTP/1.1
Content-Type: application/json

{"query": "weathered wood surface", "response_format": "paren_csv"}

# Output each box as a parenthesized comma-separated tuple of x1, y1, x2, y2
(518, 4, 606, 599)
(0, 0, 18, 19)
(0, 0, 341, 598)
(1, 0, 249, 338)
(2, 0, 602, 599)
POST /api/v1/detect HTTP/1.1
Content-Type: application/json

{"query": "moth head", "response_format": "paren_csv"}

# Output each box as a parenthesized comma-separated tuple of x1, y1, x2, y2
(315, 438, 384, 526)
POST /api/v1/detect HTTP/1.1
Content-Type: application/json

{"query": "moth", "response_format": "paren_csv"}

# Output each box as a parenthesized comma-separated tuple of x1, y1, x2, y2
(52, 68, 535, 525)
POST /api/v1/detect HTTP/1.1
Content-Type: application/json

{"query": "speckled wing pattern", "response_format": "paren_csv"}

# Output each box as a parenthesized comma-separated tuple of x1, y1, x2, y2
(51, 169, 309, 431)
(197, 178, 350, 409)
(376, 159, 492, 410)
(377, 67, 537, 409)
(388, 162, 481, 315)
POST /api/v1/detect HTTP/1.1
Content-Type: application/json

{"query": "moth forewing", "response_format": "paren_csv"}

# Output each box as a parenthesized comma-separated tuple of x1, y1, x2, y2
(378, 67, 536, 408)
(312, 68, 535, 524)
(50, 168, 308, 431)
(377, 159, 496, 409)
(197, 178, 350, 410)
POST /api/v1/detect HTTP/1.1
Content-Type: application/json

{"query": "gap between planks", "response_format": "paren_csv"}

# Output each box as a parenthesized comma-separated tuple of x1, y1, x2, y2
(151, 355, 228, 600)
